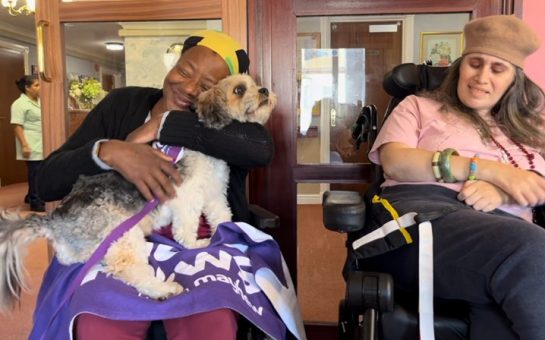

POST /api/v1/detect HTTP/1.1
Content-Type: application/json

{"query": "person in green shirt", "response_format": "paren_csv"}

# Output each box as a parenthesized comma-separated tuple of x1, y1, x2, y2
(10, 74, 45, 212)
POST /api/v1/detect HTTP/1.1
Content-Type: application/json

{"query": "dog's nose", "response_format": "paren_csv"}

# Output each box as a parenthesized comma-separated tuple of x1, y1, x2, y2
(258, 88, 269, 96)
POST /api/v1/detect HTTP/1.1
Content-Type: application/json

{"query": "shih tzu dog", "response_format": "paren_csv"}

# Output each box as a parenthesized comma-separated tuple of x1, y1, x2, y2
(0, 74, 276, 308)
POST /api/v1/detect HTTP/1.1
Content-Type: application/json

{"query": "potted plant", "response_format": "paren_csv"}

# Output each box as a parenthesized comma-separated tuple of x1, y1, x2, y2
(68, 77, 106, 110)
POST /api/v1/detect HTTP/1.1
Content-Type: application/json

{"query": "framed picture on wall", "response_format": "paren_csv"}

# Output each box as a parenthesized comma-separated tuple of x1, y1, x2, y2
(420, 31, 464, 66)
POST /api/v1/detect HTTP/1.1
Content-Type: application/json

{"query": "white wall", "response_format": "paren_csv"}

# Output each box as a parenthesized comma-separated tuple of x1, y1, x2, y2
(122, 20, 220, 88)
(523, 0, 545, 91)
(66, 55, 100, 80)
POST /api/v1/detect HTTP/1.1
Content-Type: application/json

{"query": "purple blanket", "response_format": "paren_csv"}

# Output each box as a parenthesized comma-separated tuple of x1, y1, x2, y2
(30, 222, 305, 340)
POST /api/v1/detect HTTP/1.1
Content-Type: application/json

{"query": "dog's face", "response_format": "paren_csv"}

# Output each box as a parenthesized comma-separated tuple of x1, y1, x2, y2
(195, 74, 277, 129)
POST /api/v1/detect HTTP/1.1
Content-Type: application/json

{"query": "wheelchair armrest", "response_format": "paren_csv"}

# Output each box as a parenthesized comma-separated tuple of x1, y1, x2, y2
(322, 190, 366, 233)
(249, 204, 279, 229)
(346, 271, 394, 313)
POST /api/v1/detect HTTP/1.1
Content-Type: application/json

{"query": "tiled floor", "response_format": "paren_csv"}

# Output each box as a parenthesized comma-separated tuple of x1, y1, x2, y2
(0, 183, 50, 339)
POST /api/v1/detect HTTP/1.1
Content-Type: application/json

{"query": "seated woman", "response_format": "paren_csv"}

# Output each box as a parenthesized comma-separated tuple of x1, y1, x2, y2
(362, 15, 545, 339)
(32, 30, 304, 340)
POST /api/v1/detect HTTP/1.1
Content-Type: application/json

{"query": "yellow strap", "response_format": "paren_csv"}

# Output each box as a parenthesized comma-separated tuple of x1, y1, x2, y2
(372, 195, 413, 244)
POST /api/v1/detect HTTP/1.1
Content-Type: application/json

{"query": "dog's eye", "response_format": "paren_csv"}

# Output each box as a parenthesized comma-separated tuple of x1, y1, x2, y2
(233, 85, 246, 96)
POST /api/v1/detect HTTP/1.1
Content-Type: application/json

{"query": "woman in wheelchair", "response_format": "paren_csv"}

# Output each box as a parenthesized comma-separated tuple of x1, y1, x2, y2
(363, 15, 545, 339)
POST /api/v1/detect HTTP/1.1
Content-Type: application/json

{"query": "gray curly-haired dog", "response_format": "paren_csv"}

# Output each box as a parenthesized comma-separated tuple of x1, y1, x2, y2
(0, 74, 276, 309)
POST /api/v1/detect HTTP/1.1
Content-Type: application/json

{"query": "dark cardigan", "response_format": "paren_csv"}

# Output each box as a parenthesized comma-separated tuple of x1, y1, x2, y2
(37, 86, 274, 222)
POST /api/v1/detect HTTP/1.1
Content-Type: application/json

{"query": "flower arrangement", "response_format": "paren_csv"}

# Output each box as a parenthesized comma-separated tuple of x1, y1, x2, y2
(69, 77, 106, 110)
(429, 41, 453, 65)
(430, 41, 452, 57)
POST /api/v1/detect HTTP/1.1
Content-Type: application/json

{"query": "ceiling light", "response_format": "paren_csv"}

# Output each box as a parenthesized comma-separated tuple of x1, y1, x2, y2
(2, 0, 35, 16)
(105, 42, 124, 51)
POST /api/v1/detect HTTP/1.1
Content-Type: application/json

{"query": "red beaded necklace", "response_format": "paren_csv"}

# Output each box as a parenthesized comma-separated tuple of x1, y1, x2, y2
(489, 135, 535, 170)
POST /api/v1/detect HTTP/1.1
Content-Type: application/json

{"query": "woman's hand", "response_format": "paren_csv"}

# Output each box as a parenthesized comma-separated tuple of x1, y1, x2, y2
(457, 180, 510, 212)
(126, 113, 164, 144)
(494, 166, 545, 207)
(22, 145, 31, 158)
(98, 140, 182, 203)
(13, 125, 31, 158)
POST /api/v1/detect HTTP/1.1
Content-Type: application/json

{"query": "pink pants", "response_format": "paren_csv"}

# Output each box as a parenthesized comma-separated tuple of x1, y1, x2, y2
(74, 308, 237, 340)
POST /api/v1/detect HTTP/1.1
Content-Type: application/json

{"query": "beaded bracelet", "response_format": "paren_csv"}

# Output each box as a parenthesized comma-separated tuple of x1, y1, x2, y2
(439, 148, 459, 183)
(468, 154, 479, 181)
(431, 151, 443, 182)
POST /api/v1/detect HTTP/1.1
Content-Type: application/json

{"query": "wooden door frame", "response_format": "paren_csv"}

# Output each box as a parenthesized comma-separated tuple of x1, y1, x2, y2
(248, 0, 521, 285)
(0, 41, 29, 186)
(35, 0, 247, 157)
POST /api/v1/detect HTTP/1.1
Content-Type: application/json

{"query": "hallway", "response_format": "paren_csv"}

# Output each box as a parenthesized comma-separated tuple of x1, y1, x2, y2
(0, 182, 49, 339)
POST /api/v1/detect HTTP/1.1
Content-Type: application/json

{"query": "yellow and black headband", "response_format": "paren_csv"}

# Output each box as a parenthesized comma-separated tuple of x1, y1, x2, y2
(182, 30, 249, 75)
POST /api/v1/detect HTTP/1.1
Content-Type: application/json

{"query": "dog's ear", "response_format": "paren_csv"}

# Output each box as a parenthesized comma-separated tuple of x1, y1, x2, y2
(196, 86, 232, 129)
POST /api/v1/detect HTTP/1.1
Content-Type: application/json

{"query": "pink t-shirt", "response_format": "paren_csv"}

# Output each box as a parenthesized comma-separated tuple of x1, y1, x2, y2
(368, 95, 545, 221)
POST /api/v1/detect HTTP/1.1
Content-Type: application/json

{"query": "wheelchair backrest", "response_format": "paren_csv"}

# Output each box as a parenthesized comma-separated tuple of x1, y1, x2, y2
(382, 63, 449, 118)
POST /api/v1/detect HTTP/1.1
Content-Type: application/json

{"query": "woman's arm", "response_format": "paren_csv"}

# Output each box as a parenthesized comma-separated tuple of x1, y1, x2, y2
(37, 109, 110, 201)
(12, 125, 31, 158)
(122, 109, 272, 202)
(379, 142, 545, 207)
(96, 140, 181, 203)
(39, 88, 182, 204)
(37, 89, 131, 201)
(457, 180, 512, 212)
(159, 111, 274, 168)
(10, 99, 31, 159)
(127, 110, 274, 168)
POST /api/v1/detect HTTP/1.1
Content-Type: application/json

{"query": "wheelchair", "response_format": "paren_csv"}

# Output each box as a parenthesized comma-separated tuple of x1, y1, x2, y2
(322, 63, 469, 340)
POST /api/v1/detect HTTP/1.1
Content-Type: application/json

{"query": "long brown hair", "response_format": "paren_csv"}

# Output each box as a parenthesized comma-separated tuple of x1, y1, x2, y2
(425, 57, 545, 149)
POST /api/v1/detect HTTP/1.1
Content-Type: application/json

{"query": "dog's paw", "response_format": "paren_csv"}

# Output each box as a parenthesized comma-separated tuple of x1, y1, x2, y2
(193, 238, 212, 248)
(180, 237, 211, 249)
(142, 281, 184, 301)
(173, 228, 210, 249)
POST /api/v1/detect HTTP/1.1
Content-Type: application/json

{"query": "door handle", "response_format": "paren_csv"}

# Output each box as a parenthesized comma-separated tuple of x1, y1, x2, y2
(330, 108, 337, 127)
(36, 20, 52, 82)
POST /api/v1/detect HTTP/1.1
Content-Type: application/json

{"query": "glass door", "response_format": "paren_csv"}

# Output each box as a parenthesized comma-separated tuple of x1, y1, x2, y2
(295, 12, 473, 325)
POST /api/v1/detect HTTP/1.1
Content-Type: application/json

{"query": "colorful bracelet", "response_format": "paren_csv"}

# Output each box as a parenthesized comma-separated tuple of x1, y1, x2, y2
(439, 148, 459, 183)
(431, 151, 443, 182)
(468, 154, 479, 180)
